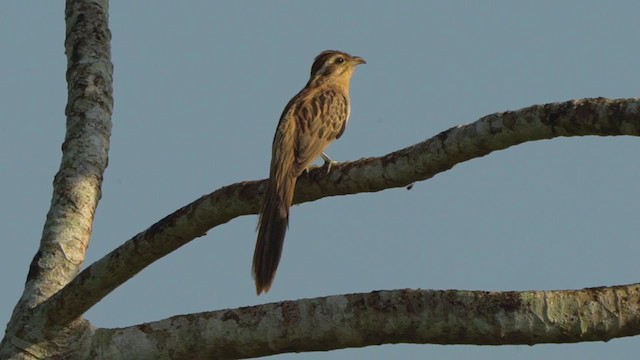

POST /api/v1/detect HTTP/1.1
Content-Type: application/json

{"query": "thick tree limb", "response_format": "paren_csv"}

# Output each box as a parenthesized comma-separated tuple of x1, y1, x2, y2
(21, 0, 113, 306)
(38, 97, 640, 326)
(0, 1, 112, 358)
(89, 285, 640, 359)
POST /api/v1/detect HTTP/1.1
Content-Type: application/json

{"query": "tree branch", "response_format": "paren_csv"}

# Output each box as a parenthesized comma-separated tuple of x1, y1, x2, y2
(1, 0, 112, 358)
(20, 0, 113, 305)
(88, 284, 640, 359)
(40, 97, 640, 326)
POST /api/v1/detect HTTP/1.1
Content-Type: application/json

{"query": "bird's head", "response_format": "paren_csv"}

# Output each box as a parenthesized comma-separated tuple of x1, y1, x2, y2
(308, 50, 366, 86)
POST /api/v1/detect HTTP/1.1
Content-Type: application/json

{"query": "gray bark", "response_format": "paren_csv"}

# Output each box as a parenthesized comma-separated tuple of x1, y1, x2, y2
(88, 286, 640, 359)
(1, 0, 112, 358)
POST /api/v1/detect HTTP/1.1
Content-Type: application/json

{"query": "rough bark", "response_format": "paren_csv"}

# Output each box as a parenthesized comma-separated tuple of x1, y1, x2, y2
(88, 285, 640, 359)
(0, 0, 112, 358)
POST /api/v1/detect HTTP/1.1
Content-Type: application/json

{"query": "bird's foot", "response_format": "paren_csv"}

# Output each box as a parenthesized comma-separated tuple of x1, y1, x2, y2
(321, 152, 338, 173)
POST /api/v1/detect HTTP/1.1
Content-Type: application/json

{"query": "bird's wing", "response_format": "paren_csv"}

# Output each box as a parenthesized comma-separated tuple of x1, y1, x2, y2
(292, 89, 349, 175)
(269, 101, 299, 202)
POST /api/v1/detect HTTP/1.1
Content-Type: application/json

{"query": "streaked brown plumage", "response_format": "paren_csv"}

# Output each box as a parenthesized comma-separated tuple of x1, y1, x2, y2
(252, 50, 365, 294)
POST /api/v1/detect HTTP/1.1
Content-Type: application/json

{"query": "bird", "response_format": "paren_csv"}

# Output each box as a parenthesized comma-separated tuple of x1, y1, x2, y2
(252, 50, 366, 295)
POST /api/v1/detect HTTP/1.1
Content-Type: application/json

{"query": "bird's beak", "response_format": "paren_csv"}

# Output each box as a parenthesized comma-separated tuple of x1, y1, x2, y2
(352, 56, 366, 65)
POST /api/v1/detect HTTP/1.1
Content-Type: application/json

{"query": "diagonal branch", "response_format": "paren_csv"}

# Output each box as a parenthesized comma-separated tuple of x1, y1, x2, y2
(39, 97, 640, 326)
(90, 284, 640, 359)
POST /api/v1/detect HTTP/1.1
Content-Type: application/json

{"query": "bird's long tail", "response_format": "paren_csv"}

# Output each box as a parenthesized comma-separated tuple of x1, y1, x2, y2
(252, 173, 297, 294)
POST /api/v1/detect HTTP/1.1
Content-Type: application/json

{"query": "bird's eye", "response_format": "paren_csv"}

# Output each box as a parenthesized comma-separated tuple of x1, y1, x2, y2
(335, 57, 345, 64)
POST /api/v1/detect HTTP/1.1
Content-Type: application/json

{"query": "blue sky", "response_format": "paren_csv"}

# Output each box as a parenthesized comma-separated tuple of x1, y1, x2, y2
(1, 1, 639, 359)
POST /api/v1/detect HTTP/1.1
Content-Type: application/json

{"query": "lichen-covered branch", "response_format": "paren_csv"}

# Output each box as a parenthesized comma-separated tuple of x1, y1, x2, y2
(23, 0, 113, 305)
(0, 0, 112, 358)
(89, 284, 640, 359)
(40, 98, 640, 327)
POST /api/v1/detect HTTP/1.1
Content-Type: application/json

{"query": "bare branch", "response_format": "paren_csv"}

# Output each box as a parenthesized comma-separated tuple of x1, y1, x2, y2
(20, 0, 113, 305)
(39, 97, 640, 326)
(89, 284, 640, 359)
(0, 0, 112, 358)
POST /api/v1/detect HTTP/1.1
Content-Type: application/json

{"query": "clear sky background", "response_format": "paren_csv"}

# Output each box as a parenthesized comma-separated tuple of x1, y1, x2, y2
(2, 1, 639, 359)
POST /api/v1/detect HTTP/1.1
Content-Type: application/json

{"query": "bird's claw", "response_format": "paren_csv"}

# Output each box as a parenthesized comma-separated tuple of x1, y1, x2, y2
(321, 153, 338, 173)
